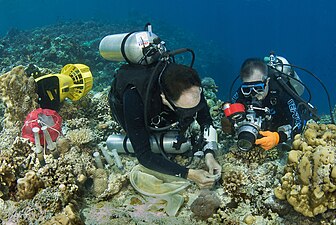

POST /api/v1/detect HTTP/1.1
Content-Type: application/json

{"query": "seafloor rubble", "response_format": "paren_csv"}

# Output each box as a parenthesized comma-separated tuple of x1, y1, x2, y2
(0, 22, 336, 224)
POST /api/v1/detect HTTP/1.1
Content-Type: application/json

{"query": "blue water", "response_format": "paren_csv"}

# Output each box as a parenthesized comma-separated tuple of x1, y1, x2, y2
(1, 0, 335, 115)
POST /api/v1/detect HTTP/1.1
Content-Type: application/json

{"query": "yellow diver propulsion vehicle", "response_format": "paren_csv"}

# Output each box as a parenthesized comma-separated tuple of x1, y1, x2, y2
(35, 64, 93, 110)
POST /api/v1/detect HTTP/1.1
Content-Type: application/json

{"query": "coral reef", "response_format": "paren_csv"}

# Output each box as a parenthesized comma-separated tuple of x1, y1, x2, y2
(1, 21, 335, 224)
(0, 21, 224, 93)
(202, 77, 223, 130)
(0, 66, 38, 128)
(274, 122, 336, 217)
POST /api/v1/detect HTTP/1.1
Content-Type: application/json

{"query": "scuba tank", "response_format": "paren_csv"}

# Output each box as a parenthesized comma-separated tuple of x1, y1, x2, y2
(264, 52, 321, 123)
(99, 24, 165, 65)
(106, 131, 192, 154)
(265, 54, 305, 96)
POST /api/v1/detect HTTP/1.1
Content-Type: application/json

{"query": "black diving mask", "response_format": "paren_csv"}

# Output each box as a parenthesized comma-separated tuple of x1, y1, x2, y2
(166, 91, 207, 128)
(158, 63, 206, 126)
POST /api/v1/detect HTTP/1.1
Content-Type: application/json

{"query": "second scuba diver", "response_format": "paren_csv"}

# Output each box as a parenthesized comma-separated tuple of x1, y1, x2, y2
(223, 55, 316, 151)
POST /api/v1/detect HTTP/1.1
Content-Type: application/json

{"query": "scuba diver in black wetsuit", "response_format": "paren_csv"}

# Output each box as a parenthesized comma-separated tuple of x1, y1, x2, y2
(99, 24, 221, 189)
(223, 55, 319, 152)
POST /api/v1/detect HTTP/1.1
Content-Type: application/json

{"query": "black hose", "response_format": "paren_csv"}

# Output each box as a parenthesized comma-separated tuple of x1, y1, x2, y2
(271, 67, 312, 102)
(167, 48, 195, 68)
(144, 48, 196, 132)
(144, 60, 167, 132)
(144, 22, 151, 31)
(149, 122, 179, 132)
(282, 63, 335, 124)
(228, 74, 241, 101)
(276, 76, 318, 119)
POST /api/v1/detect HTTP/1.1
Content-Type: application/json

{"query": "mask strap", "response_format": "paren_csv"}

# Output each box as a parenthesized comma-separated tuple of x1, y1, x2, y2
(158, 63, 178, 110)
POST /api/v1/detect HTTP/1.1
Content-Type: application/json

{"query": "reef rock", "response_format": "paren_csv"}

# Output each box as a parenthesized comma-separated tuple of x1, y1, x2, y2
(190, 189, 221, 220)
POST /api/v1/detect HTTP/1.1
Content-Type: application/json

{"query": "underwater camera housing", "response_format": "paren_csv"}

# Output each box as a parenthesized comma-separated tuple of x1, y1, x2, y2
(223, 103, 263, 151)
(99, 23, 167, 65)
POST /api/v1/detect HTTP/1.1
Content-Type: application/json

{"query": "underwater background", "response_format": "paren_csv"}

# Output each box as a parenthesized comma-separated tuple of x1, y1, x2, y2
(0, 0, 335, 114)
(1, 0, 336, 224)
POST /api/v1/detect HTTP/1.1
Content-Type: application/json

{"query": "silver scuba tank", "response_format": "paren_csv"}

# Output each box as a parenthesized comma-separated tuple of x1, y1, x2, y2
(266, 54, 305, 96)
(99, 29, 160, 65)
(275, 56, 305, 96)
(106, 132, 192, 154)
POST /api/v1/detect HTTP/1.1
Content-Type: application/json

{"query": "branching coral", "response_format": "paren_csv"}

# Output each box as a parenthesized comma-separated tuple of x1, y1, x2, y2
(202, 77, 223, 129)
(66, 128, 94, 145)
(35, 146, 96, 204)
(0, 137, 35, 200)
(221, 168, 247, 202)
(228, 144, 278, 164)
(0, 160, 16, 199)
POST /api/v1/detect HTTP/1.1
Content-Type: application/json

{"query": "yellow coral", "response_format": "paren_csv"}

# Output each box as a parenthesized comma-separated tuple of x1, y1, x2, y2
(274, 122, 336, 217)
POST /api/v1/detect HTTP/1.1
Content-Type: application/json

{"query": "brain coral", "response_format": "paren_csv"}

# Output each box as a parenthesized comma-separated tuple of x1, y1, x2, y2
(274, 122, 336, 217)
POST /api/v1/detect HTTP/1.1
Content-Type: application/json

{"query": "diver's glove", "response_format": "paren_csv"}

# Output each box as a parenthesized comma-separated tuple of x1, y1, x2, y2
(255, 131, 279, 150)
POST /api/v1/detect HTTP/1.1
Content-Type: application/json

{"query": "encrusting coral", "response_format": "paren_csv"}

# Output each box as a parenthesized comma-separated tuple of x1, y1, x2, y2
(16, 170, 44, 200)
(44, 203, 84, 225)
(274, 121, 336, 217)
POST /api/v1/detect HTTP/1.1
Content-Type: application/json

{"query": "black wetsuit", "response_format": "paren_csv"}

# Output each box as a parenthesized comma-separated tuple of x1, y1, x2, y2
(232, 75, 303, 143)
(109, 63, 213, 178)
